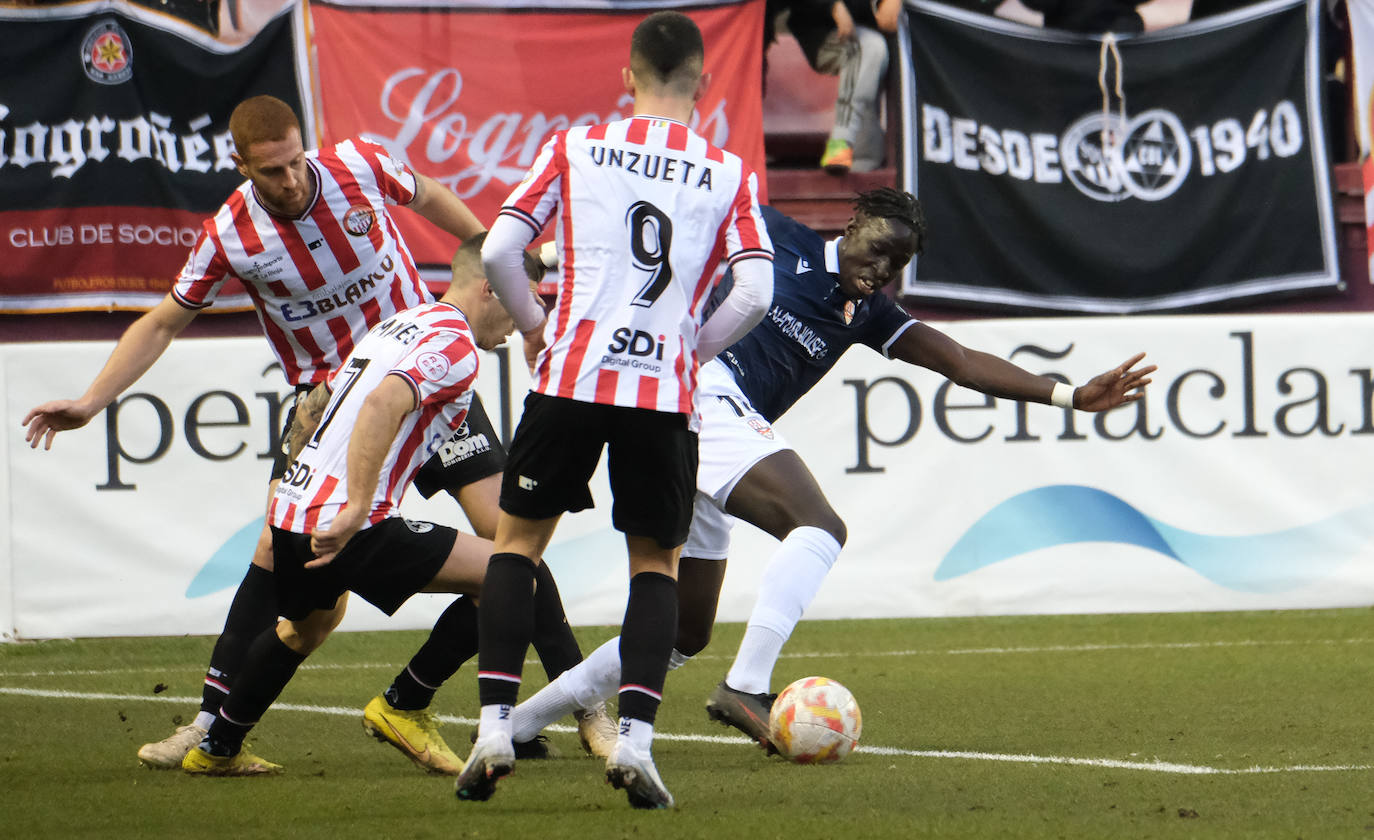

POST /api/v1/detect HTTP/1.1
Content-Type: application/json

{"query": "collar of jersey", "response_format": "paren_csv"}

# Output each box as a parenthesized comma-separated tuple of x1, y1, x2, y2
(630, 114, 688, 127)
(251, 158, 322, 221)
(825, 237, 841, 274)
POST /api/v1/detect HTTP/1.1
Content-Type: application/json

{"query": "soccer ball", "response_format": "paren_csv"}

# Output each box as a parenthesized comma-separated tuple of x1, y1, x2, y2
(768, 676, 862, 764)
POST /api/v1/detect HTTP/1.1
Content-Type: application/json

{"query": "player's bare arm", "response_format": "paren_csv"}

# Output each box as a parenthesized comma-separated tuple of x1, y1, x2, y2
(889, 321, 1153, 411)
(284, 382, 333, 463)
(409, 173, 486, 242)
(308, 375, 416, 566)
(22, 293, 199, 450)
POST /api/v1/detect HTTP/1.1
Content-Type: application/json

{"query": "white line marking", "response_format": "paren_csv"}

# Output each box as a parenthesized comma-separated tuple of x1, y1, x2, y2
(0, 686, 1367, 776)
(3, 637, 1370, 679)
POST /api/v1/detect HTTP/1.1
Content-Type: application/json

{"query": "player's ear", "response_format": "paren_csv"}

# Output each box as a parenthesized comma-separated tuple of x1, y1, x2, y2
(694, 71, 712, 104)
(622, 66, 636, 96)
(231, 151, 249, 178)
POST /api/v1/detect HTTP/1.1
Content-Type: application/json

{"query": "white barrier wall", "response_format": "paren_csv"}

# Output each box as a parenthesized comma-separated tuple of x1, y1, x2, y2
(3, 311, 1373, 640)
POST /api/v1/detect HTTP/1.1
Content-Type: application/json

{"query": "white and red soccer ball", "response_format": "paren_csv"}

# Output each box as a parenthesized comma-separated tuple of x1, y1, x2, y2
(768, 676, 862, 764)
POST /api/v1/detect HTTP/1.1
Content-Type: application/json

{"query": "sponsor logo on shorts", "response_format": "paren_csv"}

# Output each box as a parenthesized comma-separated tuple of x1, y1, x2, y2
(747, 417, 774, 439)
(403, 519, 435, 533)
(436, 429, 491, 466)
(343, 204, 376, 236)
(518, 475, 538, 490)
(82, 20, 133, 85)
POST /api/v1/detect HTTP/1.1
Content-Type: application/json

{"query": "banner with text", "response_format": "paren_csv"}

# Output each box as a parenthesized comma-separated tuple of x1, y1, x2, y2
(0, 0, 312, 313)
(310, 0, 767, 290)
(898, 0, 1339, 313)
(5, 312, 1374, 639)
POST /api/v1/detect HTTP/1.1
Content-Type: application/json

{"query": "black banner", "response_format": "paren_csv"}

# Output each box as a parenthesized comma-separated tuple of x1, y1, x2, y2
(0, 1, 310, 312)
(898, 0, 1338, 313)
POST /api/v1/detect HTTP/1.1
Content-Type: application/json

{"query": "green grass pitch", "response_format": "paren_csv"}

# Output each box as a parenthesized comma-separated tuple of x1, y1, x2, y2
(2, 608, 1370, 838)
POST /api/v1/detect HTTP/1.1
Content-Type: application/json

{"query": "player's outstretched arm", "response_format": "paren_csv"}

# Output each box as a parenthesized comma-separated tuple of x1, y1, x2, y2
(889, 322, 1154, 411)
(409, 173, 486, 242)
(21, 294, 198, 450)
(308, 374, 415, 566)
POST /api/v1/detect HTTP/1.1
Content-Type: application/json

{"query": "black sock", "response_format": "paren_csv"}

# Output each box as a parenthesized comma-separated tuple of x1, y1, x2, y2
(386, 596, 478, 710)
(530, 560, 584, 681)
(214, 630, 307, 753)
(202, 564, 279, 716)
(476, 553, 537, 708)
(617, 572, 678, 725)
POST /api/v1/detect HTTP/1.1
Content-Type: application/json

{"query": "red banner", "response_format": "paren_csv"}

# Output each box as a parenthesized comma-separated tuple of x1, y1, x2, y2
(311, 0, 767, 286)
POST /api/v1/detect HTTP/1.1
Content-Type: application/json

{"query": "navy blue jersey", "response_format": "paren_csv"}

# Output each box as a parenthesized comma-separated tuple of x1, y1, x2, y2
(715, 206, 917, 422)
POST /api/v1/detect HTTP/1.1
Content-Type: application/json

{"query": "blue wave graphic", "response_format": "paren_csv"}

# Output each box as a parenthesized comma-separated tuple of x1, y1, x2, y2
(188, 516, 624, 601)
(186, 516, 266, 598)
(935, 485, 1374, 593)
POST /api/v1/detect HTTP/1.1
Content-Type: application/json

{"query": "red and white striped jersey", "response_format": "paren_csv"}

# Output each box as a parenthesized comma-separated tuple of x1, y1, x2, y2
(174, 137, 431, 386)
(498, 115, 772, 415)
(268, 302, 478, 535)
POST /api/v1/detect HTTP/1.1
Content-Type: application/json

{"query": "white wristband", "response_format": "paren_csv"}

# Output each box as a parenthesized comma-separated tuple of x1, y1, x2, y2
(1051, 382, 1075, 409)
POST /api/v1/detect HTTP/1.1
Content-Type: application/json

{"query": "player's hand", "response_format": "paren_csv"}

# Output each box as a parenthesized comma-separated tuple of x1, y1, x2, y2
(521, 322, 547, 373)
(308, 506, 366, 568)
(22, 400, 97, 450)
(1071, 353, 1155, 412)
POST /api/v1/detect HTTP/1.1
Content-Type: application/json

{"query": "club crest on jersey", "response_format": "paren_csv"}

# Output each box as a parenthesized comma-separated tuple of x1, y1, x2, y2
(748, 417, 775, 439)
(842, 300, 856, 325)
(343, 204, 375, 236)
(82, 20, 133, 85)
(416, 351, 450, 381)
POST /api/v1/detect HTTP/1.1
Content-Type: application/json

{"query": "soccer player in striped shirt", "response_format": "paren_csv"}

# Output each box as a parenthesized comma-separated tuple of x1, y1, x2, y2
(180, 232, 537, 775)
(21, 95, 606, 770)
(455, 11, 774, 810)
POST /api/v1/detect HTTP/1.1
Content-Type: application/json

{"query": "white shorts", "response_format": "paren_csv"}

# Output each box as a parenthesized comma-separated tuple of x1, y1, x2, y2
(682, 360, 791, 560)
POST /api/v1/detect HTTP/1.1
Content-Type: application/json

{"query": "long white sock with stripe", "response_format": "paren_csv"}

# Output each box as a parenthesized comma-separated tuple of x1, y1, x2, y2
(726, 526, 842, 694)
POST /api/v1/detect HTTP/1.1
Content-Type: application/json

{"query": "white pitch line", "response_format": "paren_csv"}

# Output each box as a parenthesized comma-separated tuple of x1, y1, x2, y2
(2, 637, 1370, 679)
(0, 686, 1367, 776)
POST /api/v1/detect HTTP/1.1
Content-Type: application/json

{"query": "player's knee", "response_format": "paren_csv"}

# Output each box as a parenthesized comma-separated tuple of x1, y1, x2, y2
(804, 510, 846, 547)
(251, 529, 274, 571)
(277, 616, 334, 654)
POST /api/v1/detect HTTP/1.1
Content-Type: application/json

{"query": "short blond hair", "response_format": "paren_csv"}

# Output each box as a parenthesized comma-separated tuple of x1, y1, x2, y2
(229, 95, 300, 160)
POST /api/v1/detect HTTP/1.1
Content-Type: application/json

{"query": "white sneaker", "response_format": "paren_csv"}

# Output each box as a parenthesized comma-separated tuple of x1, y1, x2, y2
(575, 703, 618, 759)
(137, 724, 208, 769)
(453, 732, 515, 802)
(605, 739, 674, 810)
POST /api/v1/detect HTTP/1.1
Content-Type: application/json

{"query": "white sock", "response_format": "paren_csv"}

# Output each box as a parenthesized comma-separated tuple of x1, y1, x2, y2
(477, 703, 513, 741)
(725, 526, 841, 695)
(617, 716, 654, 753)
(511, 637, 624, 741)
(510, 678, 576, 743)
(193, 710, 215, 731)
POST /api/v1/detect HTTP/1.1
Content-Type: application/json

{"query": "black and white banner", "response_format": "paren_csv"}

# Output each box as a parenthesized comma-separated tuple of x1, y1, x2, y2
(0, 0, 313, 313)
(898, 0, 1339, 313)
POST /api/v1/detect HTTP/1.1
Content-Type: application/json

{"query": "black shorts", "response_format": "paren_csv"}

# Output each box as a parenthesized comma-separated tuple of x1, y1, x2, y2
(413, 393, 507, 498)
(270, 518, 456, 620)
(269, 384, 316, 481)
(500, 392, 698, 549)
